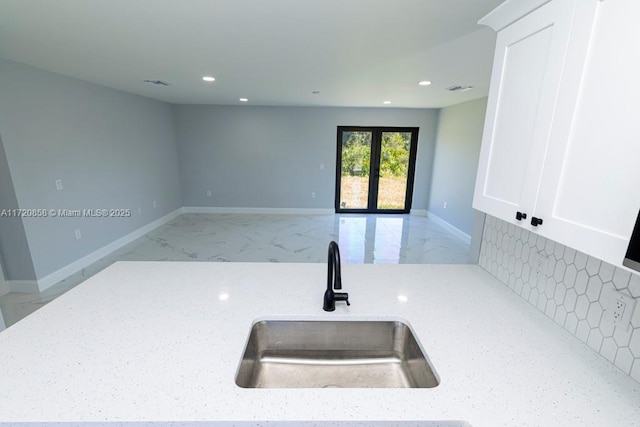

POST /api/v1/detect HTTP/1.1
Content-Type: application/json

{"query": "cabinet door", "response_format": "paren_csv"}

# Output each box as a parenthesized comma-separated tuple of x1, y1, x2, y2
(473, 0, 577, 223)
(535, 0, 640, 267)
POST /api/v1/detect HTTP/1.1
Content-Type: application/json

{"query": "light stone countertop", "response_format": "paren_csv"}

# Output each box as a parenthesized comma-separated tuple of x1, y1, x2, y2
(0, 261, 639, 426)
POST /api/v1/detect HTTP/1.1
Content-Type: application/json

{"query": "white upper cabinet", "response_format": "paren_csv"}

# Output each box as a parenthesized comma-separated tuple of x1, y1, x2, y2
(474, 0, 578, 224)
(474, 0, 640, 268)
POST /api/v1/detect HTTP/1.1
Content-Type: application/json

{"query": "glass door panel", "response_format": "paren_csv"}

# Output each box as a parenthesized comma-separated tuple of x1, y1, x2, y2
(339, 131, 372, 210)
(377, 132, 412, 210)
(336, 127, 418, 214)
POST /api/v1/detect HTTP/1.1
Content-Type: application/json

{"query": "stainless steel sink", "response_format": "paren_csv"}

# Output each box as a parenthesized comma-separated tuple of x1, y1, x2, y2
(235, 320, 439, 388)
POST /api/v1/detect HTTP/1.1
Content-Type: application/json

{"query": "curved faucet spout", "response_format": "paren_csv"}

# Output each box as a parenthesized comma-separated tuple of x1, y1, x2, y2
(324, 241, 350, 312)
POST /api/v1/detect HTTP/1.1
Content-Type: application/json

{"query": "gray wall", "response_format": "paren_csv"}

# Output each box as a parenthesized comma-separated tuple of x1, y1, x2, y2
(428, 97, 487, 235)
(0, 132, 36, 281)
(173, 105, 439, 210)
(0, 59, 182, 279)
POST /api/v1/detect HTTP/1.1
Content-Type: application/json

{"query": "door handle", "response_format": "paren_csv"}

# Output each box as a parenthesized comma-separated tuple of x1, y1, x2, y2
(531, 217, 543, 227)
(516, 211, 527, 221)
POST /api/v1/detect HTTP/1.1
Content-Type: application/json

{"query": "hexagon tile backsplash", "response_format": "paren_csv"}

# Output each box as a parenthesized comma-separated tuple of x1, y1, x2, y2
(479, 215, 640, 384)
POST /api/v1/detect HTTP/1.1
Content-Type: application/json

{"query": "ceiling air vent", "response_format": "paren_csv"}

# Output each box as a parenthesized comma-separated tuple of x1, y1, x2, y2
(143, 79, 171, 86)
(446, 85, 473, 92)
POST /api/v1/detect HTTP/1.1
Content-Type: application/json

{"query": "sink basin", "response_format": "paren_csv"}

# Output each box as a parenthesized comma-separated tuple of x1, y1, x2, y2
(235, 320, 439, 388)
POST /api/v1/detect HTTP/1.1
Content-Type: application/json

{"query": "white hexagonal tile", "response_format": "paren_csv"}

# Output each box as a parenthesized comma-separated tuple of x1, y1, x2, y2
(545, 239, 555, 257)
(522, 283, 531, 301)
(600, 337, 618, 363)
(554, 284, 567, 306)
(574, 251, 588, 270)
(587, 302, 603, 328)
(554, 259, 567, 283)
(546, 257, 557, 278)
(514, 278, 524, 295)
(527, 232, 537, 247)
(521, 245, 531, 264)
(587, 328, 604, 352)
(612, 268, 631, 290)
(514, 240, 523, 259)
(536, 235, 546, 251)
(555, 305, 567, 326)
(501, 233, 510, 251)
(507, 223, 515, 237)
(576, 319, 591, 342)
(563, 247, 576, 265)
(554, 243, 565, 261)
(542, 276, 554, 295)
(586, 276, 603, 302)
(575, 270, 589, 295)
(575, 295, 590, 320)
(586, 256, 602, 276)
(522, 264, 531, 283)
(529, 288, 539, 306)
(565, 312, 579, 334)
(565, 288, 578, 312)
(545, 298, 556, 318)
(629, 275, 640, 298)
(630, 328, 640, 357)
(631, 302, 640, 328)
(563, 264, 578, 288)
(598, 262, 615, 283)
(614, 347, 634, 374)
(614, 325, 633, 347)
(515, 260, 523, 279)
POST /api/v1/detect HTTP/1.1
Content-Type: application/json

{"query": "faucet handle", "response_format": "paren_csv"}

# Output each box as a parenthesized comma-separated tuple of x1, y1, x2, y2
(335, 292, 350, 306)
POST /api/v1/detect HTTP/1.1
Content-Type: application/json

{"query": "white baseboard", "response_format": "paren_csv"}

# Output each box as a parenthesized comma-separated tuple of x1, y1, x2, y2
(183, 207, 334, 215)
(8, 280, 39, 294)
(31, 208, 184, 293)
(410, 209, 428, 216)
(426, 211, 472, 245)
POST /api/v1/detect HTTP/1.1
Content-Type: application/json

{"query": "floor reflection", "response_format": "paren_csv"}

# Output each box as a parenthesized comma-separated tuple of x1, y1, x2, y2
(0, 213, 470, 328)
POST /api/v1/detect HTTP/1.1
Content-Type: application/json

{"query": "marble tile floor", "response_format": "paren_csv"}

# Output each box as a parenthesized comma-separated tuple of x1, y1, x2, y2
(0, 213, 470, 328)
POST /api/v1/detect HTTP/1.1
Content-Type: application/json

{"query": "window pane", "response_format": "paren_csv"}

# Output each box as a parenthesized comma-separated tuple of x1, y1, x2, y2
(377, 132, 411, 210)
(340, 131, 372, 210)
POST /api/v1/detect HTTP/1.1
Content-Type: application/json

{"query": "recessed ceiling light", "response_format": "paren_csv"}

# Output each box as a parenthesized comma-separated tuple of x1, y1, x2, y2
(383, 100, 391, 105)
(418, 80, 432, 86)
(239, 98, 249, 102)
(202, 76, 215, 82)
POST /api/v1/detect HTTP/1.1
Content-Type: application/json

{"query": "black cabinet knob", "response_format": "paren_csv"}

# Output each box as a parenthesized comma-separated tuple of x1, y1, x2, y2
(516, 211, 527, 221)
(531, 217, 543, 227)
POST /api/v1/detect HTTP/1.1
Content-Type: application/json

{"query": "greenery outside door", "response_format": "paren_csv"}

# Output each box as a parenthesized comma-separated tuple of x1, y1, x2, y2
(335, 126, 419, 213)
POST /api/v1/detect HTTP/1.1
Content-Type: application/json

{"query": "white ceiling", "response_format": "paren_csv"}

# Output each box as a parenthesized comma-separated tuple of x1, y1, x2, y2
(0, 0, 505, 108)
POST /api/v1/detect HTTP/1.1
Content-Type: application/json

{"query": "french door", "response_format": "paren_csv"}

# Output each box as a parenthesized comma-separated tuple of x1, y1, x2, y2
(335, 126, 419, 214)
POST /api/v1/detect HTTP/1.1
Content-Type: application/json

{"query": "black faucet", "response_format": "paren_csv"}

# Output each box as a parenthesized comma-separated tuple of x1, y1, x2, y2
(323, 241, 350, 312)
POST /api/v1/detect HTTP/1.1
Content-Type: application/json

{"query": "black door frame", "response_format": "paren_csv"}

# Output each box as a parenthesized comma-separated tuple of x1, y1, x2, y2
(335, 126, 419, 214)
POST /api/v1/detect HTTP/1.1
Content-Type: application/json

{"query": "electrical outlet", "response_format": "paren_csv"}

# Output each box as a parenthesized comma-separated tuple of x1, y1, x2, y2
(311, 192, 316, 199)
(206, 190, 212, 197)
(152, 200, 157, 208)
(74, 229, 82, 240)
(55, 179, 63, 191)
(532, 252, 548, 286)
(443, 202, 448, 209)
(608, 289, 636, 331)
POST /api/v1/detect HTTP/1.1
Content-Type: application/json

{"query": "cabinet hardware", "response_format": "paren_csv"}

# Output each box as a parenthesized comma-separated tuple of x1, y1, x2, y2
(516, 211, 527, 221)
(531, 217, 543, 227)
